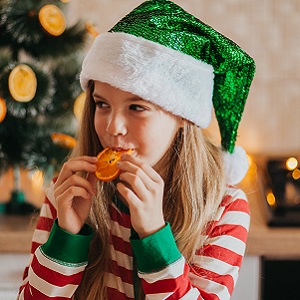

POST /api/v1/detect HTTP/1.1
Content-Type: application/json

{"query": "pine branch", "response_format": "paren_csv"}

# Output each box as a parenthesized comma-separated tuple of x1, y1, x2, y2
(0, 115, 29, 168)
(22, 125, 74, 173)
(0, 0, 86, 175)
(1, 0, 88, 59)
(47, 55, 82, 117)
(26, 23, 88, 59)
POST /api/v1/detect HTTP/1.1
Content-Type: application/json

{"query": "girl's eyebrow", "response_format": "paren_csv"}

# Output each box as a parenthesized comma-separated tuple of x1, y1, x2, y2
(127, 96, 145, 102)
(92, 93, 105, 100)
(92, 93, 145, 102)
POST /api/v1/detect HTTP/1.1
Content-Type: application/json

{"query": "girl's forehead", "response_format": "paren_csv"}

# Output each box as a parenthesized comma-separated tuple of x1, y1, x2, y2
(92, 81, 184, 119)
(93, 81, 151, 103)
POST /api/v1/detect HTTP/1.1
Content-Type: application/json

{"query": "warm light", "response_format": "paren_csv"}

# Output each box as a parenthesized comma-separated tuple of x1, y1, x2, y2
(73, 92, 86, 122)
(85, 22, 99, 38)
(247, 155, 253, 166)
(0, 97, 7, 123)
(31, 170, 44, 191)
(286, 157, 298, 171)
(266, 191, 276, 206)
(247, 155, 257, 172)
(292, 169, 300, 180)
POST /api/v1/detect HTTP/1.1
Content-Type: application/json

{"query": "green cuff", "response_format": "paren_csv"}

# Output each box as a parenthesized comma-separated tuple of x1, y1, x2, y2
(41, 219, 94, 265)
(130, 223, 181, 273)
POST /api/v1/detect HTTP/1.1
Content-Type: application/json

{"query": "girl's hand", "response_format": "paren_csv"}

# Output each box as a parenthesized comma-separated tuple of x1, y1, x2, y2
(54, 156, 98, 234)
(116, 154, 165, 238)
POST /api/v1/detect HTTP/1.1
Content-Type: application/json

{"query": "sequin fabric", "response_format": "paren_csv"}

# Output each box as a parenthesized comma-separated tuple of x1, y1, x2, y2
(110, 0, 255, 153)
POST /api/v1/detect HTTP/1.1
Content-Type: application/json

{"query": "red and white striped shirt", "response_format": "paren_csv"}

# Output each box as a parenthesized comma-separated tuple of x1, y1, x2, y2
(18, 181, 250, 299)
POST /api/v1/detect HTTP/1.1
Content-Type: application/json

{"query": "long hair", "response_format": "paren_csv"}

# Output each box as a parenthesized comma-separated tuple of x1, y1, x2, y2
(74, 82, 226, 299)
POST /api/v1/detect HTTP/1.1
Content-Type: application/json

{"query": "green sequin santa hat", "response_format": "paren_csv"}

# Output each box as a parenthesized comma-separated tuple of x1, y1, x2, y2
(80, 0, 256, 184)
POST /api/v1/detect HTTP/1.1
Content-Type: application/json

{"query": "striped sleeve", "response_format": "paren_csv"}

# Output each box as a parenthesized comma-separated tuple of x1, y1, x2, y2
(18, 181, 93, 300)
(132, 186, 250, 300)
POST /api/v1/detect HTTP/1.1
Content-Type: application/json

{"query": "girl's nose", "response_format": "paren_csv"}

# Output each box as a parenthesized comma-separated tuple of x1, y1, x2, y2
(106, 112, 127, 136)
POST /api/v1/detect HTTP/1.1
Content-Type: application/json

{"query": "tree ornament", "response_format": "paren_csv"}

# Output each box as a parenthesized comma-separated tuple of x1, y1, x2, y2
(51, 132, 77, 149)
(73, 92, 86, 121)
(0, 97, 7, 123)
(8, 64, 37, 102)
(38, 4, 66, 36)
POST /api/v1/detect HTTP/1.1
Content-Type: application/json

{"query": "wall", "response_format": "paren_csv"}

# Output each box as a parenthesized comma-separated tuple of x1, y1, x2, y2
(68, 0, 300, 156)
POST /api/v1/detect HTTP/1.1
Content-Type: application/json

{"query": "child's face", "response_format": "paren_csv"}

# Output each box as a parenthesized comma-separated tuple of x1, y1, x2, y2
(93, 81, 182, 169)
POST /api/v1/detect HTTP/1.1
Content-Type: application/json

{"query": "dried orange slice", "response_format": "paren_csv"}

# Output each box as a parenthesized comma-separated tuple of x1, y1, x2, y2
(38, 4, 66, 36)
(8, 64, 37, 102)
(95, 148, 132, 182)
(51, 132, 77, 149)
(0, 97, 7, 123)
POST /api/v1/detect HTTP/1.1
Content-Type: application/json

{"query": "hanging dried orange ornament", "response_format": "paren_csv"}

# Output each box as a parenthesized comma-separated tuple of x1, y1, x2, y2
(8, 64, 37, 102)
(73, 92, 86, 121)
(0, 97, 7, 123)
(51, 133, 77, 149)
(38, 4, 66, 36)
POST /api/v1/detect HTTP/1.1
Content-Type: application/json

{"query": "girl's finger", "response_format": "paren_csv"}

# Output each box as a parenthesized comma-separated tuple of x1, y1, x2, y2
(119, 154, 162, 184)
(55, 156, 98, 185)
(118, 172, 148, 201)
(118, 161, 164, 207)
(57, 186, 92, 205)
(116, 181, 140, 207)
(55, 174, 96, 200)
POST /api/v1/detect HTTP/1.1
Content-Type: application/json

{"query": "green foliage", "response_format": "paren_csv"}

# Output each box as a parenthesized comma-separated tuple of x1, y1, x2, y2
(0, 0, 88, 177)
(0, 0, 87, 59)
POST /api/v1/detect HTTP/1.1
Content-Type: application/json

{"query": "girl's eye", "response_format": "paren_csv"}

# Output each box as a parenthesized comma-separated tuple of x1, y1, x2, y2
(95, 101, 109, 109)
(129, 104, 147, 111)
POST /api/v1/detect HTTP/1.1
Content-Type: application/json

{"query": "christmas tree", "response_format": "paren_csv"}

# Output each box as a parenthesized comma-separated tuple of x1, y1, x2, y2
(0, 0, 90, 213)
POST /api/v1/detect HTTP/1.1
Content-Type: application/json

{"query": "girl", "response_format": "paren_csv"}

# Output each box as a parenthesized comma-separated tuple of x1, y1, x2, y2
(19, 0, 255, 299)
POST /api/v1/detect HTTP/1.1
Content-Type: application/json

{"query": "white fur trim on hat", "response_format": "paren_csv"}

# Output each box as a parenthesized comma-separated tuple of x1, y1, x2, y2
(223, 146, 249, 185)
(80, 32, 214, 128)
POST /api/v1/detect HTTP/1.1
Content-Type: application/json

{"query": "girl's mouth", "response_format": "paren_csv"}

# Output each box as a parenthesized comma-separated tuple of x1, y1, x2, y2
(111, 146, 132, 152)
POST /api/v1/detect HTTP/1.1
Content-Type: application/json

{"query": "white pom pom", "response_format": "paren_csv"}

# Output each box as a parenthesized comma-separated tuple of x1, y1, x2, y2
(223, 146, 249, 185)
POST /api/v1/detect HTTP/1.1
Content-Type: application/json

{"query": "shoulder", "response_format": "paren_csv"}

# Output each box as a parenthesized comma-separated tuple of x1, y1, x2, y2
(220, 185, 249, 214)
(224, 185, 248, 202)
(211, 185, 250, 233)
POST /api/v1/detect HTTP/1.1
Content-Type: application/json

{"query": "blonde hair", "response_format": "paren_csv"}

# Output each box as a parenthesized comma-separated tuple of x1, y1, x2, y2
(74, 82, 226, 299)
